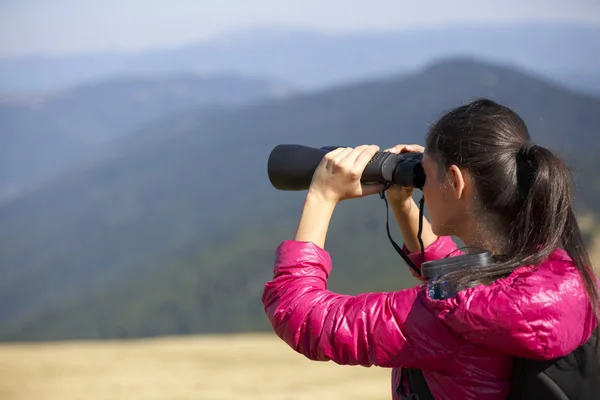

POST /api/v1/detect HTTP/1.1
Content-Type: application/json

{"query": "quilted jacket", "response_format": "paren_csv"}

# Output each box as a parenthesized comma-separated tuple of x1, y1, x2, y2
(262, 236, 597, 399)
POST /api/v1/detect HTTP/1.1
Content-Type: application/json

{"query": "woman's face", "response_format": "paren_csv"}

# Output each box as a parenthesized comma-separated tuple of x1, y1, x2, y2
(421, 152, 467, 237)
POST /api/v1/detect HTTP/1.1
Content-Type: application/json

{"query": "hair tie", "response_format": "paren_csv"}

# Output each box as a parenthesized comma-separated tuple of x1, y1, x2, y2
(516, 141, 536, 200)
(517, 141, 536, 161)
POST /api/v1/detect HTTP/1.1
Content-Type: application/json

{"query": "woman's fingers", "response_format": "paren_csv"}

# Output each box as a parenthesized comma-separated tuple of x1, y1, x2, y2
(335, 145, 368, 172)
(407, 144, 425, 153)
(384, 145, 404, 154)
(353, 146, 381, 196)
(337, 145, 379, 179)
(353, 145, 379, 170)
(322, 147, 350, 170)
(330, 147, 355, 169)
(335, 147, 355, 160)
(323, 146, 348, 163)
(384, 144, 425, 154)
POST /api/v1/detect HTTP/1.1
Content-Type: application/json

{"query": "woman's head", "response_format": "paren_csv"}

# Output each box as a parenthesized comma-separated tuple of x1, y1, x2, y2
(423, 99, 569, 259)
(422, 98, 599, 349)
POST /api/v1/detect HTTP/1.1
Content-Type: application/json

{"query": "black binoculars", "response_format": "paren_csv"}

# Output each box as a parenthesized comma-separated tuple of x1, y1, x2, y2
(267, 144, 426, 191)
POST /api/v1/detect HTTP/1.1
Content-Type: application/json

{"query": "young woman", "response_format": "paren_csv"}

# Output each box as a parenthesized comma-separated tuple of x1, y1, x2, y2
(261, 99, 599, 399)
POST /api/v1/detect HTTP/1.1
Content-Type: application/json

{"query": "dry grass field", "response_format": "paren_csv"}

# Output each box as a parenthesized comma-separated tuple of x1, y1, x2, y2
(0, 333, 392, 400)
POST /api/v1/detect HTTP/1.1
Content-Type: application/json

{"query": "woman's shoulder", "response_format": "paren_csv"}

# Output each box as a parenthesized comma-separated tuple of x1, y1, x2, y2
(506, 247, 581, 282)
(424, 249, 597, 360)
(504, 248, 597, 298)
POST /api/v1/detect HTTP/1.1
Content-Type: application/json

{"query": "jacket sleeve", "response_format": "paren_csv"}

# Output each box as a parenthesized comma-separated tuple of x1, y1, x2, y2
(402, 235, 464, 272)
(262, 240, 461, 370)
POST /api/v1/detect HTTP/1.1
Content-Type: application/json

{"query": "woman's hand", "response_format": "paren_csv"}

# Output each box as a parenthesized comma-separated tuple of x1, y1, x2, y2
(381, 143, 437, 257)
(383, 144, 425, 209)
(307, 145, 384, 205)
(296, 145, 382, 248)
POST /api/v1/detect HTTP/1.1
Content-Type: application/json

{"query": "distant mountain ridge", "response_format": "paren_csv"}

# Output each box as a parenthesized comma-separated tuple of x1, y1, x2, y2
(0, 74, 289, 203)
(1, 58, 600, 341)
(1, 23, 599, 94)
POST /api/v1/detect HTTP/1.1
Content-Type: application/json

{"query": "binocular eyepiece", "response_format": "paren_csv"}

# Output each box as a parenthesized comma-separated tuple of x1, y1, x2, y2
(267, 144, 426, 191)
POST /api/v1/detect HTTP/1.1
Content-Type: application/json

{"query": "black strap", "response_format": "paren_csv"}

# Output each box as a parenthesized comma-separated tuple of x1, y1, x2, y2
(379, 184, 425, 277)
(508, 334, 600, 400)
(380, 185, 433, 399)
(399, 368, 436, 400)
(416, 194, 426, 262)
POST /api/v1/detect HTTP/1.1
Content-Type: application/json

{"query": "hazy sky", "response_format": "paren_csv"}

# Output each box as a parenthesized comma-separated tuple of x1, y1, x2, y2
(1, 0, 599, 57)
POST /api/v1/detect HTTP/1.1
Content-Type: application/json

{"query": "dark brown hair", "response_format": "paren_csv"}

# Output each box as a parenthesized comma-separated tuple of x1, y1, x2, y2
(425, 98, 599, 344)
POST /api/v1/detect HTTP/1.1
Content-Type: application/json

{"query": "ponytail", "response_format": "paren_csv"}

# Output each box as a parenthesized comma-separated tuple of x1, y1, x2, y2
(425, 99, 599, 350)
(510, 143, 572, 265)
(513, 144, 600, 351)
(518, 145, 600, 347)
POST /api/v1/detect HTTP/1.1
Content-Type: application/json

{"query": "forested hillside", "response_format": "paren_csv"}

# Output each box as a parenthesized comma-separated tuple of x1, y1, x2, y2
(1, 58, 600, 340)
(0, 74, 285, 202)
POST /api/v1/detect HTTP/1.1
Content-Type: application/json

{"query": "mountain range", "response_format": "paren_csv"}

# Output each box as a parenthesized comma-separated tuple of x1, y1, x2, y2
(1, 57, 600, 341)
(1, 23, 599, 95)
(0, 74, 289, 203)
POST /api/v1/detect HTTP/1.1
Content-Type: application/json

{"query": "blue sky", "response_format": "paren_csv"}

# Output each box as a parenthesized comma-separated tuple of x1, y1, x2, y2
(1, 0, 599, 57)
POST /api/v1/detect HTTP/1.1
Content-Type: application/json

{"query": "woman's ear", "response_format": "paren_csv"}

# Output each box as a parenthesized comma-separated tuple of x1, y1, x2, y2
(448, 165, 466, 199)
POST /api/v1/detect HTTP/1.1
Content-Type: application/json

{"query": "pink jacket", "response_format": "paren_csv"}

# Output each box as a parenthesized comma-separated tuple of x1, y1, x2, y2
(262, 236, 597, 400)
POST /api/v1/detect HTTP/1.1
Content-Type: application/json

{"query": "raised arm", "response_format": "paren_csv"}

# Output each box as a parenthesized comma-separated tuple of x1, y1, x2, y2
(383, 144, 437, 253)
(263, 145, 460, 369)
(262, 240, 461, 369)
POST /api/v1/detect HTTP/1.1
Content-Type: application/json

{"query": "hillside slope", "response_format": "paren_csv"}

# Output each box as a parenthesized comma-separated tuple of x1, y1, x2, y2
(1, 58, 600, 340)
(0, 74, 286, 202)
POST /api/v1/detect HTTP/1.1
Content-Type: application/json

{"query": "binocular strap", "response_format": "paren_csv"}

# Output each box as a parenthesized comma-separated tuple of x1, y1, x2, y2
(379, 184, 426, 277)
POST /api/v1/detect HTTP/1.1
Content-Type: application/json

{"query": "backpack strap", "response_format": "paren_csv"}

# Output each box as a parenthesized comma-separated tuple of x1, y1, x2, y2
(399, 335, 599, 399)
(398, 368, 435, 400)
(508, 334, 600, 400)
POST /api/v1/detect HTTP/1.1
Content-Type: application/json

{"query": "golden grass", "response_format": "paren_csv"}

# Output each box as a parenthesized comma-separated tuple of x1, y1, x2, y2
(0, 333, 391, 400)
(579, 212, 600, 272)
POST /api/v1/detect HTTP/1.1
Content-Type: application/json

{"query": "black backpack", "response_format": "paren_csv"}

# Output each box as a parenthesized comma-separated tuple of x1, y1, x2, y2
(399, 335, 600, 400)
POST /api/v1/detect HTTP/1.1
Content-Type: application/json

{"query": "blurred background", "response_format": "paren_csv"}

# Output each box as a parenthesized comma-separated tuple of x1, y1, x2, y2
(1, 1, 599, 399)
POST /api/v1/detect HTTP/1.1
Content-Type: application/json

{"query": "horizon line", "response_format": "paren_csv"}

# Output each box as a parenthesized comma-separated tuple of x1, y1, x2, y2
(1, 19, 599, 60)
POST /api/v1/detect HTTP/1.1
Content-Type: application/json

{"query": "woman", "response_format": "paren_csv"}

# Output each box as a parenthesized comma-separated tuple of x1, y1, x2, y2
(261, 99, 599, 399)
